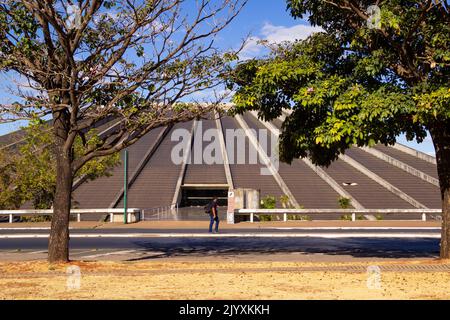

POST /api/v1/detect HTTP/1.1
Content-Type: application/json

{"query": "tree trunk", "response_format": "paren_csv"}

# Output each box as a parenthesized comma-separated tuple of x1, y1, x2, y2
(430, 121, 450, 259)
(48, 110, 73, 263)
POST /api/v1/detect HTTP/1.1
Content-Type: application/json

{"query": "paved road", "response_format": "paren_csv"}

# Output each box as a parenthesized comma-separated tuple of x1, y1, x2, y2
(0, 227, 441, 261)
(0, 227, 441, 235)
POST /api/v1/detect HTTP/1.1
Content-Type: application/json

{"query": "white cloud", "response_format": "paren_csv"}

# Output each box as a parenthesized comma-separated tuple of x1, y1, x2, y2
(239, 22, 323, 60)
(239, 36, 262, 60)
(261, 23, 323, 43)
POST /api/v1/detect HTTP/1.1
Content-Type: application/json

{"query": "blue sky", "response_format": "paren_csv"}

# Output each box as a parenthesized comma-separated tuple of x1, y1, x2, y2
(0, 0, 436, 155)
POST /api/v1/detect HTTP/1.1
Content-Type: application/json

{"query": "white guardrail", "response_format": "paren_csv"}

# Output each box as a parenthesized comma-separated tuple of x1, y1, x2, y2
(0, 208, 141, 223)
(236, 209, 443, 222)
(0, 208, 443, 223)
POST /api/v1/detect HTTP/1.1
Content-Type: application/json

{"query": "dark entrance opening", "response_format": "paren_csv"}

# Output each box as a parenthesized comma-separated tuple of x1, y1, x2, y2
(180, 188, 228, 207)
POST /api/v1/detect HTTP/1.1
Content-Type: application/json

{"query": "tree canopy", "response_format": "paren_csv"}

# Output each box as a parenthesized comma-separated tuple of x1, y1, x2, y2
(228, 0, 450, 258)
(229, 0, 449, 166)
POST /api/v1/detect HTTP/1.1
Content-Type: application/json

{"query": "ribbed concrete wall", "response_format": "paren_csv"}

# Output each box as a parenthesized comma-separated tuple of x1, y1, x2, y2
(3, 111, 439, 211)
(345, 148, 441, 208)
(323, 159, 415, 209)
(72, 126, 165, 208)
(267, 115, 420, 209)
(245, 113, 341, 209)
(115, 122, 192, 209)
(220, 116, 285, 203)
(183, 119, 227, 185)
(373, 145, 438, 178)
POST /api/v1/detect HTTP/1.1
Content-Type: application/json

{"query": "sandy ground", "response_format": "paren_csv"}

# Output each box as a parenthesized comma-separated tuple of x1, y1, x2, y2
(0, 260, 449, 300)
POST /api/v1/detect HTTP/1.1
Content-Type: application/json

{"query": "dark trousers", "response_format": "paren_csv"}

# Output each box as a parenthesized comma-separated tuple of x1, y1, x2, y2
(209, 215, 219, 232)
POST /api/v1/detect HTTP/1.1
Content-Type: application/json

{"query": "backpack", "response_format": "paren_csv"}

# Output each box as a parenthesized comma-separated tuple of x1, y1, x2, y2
(204, 201, 213, 214)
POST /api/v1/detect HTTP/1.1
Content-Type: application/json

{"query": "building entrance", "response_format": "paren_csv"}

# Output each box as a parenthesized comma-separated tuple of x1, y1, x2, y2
(180, 187, 228, 207)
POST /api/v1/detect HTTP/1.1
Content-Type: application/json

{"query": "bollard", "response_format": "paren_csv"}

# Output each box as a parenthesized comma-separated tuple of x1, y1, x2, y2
(422, 213, 427, 222)
(283, 213, 287, 222)
(351, 213, 356, 222)
(250, 212, 254, 223)
(9, 214, 13, 223)
(77, 213, 81, 222)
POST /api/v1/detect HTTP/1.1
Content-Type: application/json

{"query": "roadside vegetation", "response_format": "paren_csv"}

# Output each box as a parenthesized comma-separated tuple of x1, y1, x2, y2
(228, 0, 450, 258)
(0, 120, 119, 210)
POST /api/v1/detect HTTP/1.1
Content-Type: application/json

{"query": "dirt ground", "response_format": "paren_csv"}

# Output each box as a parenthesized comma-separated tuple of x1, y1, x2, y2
(0, 259, 449, 300)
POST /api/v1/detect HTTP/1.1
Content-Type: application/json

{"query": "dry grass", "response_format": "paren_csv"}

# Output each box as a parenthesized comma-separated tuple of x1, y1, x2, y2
(0, 260, 449, 300)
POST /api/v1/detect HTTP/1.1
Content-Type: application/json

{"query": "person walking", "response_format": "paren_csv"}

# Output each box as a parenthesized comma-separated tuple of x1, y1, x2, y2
(206, 197, 219, 233)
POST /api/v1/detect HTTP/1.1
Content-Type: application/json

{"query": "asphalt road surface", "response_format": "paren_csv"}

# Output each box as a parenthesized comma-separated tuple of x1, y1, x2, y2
(0, 227, 441, 261)
(0, 227, 441, 235)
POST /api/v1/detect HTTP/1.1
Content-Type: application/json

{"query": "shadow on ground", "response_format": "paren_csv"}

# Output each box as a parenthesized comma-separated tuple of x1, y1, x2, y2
(126, 237, 440, 261)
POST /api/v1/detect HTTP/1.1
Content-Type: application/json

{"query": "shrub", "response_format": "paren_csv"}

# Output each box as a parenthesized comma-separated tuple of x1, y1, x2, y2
(258, 214, 273, 222)
(340, 214, 353, 221)
(279, 195, 290, 208)
(287, 214, 311, 221)
(338, 196, 351, 209)
(21, 215, 51, 222)
(260, 195, 276, 209)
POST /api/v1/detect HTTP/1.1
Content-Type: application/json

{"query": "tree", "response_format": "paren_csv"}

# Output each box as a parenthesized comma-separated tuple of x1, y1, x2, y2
(0, 0, 246, 262)
(0, 152, 22, 210)
(228, 0, 450, 258)
(0, 119, 120, 210)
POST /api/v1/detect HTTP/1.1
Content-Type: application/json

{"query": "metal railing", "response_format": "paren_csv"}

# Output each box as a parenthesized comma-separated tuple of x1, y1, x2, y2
(236, 209, 443, 222)
(0, 208, 141, 223)
(0, 207, 443, 223)
(141, 203, 178, 221)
